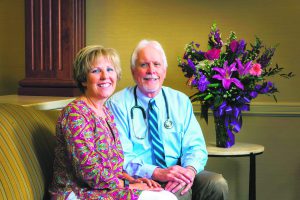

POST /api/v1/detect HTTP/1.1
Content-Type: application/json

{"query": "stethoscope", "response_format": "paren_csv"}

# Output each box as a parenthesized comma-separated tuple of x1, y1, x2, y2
(130, 86, 173, 139)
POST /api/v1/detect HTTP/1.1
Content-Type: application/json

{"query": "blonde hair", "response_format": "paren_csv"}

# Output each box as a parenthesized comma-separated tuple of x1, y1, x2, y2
(73, 45, 121, 93)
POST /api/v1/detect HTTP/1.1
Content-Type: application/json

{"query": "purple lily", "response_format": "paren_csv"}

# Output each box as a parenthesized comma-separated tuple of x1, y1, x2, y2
(236, 58, 252, 76)
(213, 61, 244, 90)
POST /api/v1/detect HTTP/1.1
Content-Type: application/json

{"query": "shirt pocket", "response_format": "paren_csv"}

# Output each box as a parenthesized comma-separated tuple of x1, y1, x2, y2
(162, 123, 184, 160)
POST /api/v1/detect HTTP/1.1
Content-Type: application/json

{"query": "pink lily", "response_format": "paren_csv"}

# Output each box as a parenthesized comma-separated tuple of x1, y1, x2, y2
(212, 61, 244, 90)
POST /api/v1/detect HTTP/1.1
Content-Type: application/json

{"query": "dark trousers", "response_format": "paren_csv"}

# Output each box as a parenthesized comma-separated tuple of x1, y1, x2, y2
(172, 170, 228, 200)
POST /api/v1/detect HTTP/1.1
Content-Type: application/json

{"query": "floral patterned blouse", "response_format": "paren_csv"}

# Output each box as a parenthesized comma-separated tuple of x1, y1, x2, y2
(49, 99, 141, 200)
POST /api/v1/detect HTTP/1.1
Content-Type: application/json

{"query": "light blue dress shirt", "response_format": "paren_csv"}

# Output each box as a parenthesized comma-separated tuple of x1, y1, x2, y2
(107, 86, 208, 178)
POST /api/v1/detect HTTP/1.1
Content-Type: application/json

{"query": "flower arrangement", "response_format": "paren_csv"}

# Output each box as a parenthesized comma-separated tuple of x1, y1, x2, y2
(178, 23, 294, 147)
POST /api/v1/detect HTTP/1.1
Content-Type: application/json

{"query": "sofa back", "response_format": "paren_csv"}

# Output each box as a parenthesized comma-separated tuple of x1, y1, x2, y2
(0, 103, 59, 200)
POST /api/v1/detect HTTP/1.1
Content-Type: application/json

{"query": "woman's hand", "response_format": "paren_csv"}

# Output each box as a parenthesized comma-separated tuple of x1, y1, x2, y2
(122, 172, 163, 190)
(131, 177, 162, 188)
(129, 182, 163, 191)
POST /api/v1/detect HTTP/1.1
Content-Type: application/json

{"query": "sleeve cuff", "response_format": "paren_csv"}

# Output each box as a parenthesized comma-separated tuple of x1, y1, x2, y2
(186, 166, 197, 175)
(137, 164, 158, 179)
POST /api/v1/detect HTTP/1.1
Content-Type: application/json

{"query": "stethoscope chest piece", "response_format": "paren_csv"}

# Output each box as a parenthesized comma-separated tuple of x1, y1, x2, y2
(132, 85, 173, 134)
(164, 119, 173, 129)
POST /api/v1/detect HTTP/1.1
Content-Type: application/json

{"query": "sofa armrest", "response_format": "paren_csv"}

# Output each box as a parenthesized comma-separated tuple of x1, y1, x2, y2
(0, 103, 59, 199)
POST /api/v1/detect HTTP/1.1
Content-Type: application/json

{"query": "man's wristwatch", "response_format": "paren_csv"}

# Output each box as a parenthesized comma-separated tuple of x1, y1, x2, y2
(124, 179, 130, 188)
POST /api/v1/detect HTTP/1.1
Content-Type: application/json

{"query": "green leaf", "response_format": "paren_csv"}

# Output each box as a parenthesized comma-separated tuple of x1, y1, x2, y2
(272, 94, 278, 102)
(211, 23, 217, 32)
(214, 95, 223, 107)
(204, 94, 213, 100)
(208, 83, 220, 88)
(201, 104, 209, 124)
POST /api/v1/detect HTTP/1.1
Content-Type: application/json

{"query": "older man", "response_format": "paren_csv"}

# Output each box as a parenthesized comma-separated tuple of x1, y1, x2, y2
(107, 40, 228, 200)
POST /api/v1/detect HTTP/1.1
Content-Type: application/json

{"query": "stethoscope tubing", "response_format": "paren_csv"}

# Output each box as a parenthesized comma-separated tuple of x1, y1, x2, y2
(131, 86, 173, 130)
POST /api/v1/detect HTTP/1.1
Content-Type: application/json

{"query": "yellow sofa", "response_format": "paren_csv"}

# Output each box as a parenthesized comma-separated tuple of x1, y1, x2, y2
(0, 103, 59, 200)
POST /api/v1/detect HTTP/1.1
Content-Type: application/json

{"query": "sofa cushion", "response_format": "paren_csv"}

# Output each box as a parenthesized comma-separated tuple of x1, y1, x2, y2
(0, 103, 59, 200)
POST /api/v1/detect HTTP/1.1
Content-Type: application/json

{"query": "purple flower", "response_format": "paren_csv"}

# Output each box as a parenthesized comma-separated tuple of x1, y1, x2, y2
(193, 72, 210, 92)
(208, 28, 223, 49)
(236, 39, 246, 55)
(212, 61, 244, 90)
(255, 84, 262, 91)
(261, 81, 274, 93)
(229, 40, 246, 55)
(213, 31, 223, 48)
(255, 82, 275, 94)
(257, 47, 275, 69)
(236, 58, 252, 76)
(178, 23, 294, 120)
(187, 59, 196, 71)
(204, 48, 221, 60)
(183, 53, 188, 60)
(197, 50, 205, 56)
(249, 91, 258, 98)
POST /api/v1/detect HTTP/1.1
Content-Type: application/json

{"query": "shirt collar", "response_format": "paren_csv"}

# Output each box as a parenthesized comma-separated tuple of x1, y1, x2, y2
(135, 86, 164, 108)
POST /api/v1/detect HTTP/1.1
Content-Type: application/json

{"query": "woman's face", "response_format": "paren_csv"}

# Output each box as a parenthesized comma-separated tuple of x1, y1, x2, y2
(82, 56, 117, 101)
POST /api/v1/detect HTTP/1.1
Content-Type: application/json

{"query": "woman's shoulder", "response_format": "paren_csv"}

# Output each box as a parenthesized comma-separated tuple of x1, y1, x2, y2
(103, 105, 115, 121)
(60, 99, 91, 118)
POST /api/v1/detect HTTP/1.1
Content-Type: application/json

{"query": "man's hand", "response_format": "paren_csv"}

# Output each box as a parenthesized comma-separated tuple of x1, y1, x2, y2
(153, 165, 196, 195)
(164, 181, 193, 195)
(152, 165, 195, 183)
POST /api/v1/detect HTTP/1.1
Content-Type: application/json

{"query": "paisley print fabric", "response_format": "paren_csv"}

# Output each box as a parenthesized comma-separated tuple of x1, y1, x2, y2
(49, 100, 141, 199)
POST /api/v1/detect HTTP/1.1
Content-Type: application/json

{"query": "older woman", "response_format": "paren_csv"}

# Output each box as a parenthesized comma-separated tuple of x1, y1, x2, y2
(49, 45, 177, 200)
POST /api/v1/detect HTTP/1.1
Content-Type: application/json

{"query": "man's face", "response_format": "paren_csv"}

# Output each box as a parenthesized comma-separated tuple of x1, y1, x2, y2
(132, 46, 166, 98)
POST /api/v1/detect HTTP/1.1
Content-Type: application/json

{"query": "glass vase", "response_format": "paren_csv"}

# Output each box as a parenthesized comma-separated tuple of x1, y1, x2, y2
(213, 113, 235, 148)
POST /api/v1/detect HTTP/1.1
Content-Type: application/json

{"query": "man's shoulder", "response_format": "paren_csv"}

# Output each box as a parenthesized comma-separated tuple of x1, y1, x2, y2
(162, 86, 189, 100)
(109, 87, 134, 103)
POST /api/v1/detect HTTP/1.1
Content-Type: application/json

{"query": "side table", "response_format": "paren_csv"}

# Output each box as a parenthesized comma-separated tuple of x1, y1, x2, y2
(206, 142, 264, 200)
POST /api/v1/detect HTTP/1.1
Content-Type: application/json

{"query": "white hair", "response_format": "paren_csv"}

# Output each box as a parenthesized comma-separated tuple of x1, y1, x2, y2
(130, 39, 168, 69)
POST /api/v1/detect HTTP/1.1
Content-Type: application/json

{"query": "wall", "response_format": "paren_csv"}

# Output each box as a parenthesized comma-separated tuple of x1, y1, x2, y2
(1, 0, 299, 100)
(195, 105, 300, 200)
(86, 0, 300, 103)
(0, 0, 24, 95)
(1, 0, 300, 199)
(85, 1, 300, 199)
